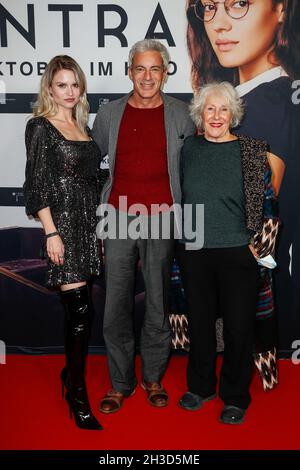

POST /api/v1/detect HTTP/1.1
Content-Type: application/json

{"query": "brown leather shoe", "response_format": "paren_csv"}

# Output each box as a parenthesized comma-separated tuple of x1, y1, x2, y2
(99, 389, 135, 414)
(141, 381, 168, 407)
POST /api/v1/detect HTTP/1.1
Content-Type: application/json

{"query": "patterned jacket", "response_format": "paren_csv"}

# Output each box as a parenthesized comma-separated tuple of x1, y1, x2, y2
(237, 134, 279, 257)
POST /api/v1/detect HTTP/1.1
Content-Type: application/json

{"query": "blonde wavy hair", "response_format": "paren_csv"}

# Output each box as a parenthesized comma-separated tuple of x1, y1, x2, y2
(33, 55, 89, 133)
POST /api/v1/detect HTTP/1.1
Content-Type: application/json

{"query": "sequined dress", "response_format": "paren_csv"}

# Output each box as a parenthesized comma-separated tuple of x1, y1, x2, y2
(24, 116, 102, 286)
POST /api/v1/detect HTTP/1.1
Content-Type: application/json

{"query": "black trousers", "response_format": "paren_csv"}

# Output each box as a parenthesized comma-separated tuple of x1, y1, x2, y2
(177, 244, 259, 409)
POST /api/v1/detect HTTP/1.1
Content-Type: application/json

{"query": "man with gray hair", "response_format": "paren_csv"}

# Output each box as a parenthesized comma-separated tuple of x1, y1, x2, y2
(92, 39, 195, 413)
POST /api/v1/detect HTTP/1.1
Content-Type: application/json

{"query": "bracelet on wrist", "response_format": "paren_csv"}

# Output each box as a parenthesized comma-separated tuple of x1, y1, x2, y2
(45, 231, 59, 239)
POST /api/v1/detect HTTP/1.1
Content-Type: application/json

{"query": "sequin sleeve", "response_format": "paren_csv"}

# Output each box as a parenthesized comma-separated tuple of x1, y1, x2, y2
(23, 118, 53, 217)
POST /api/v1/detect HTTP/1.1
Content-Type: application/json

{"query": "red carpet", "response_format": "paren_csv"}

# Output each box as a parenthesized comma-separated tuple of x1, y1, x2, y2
(0, 355, 299, 450)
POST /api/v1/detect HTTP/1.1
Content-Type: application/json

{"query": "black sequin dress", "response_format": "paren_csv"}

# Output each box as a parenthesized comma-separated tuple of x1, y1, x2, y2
(24, 116, 102, 286)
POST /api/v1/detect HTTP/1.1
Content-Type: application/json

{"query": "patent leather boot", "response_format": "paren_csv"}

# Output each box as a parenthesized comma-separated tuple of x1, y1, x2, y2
(61, 285, 102, 430)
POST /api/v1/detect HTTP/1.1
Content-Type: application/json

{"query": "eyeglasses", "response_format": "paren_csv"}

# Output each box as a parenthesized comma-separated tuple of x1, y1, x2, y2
(191, 0, 250, 22)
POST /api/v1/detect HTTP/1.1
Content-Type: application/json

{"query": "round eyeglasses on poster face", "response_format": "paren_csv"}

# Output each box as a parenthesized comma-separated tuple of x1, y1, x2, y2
(192, 0, 250, 22)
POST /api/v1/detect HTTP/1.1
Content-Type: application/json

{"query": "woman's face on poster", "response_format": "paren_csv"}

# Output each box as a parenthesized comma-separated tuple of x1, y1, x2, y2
(202, 0, 284, 76)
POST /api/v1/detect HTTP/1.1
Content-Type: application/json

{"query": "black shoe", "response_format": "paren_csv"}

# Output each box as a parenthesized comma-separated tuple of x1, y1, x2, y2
(219, 405, 246, 425)
(179, 391, 216, 411)
(66, 387, 103, 430)
(61, 366, 102, 430)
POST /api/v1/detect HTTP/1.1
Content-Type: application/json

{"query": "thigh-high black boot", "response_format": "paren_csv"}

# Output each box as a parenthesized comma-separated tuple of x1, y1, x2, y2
(60, 285, 102, 430)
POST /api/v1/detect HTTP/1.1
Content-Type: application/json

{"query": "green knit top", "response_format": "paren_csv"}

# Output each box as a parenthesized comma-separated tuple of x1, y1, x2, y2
(181, 135, 251, 248)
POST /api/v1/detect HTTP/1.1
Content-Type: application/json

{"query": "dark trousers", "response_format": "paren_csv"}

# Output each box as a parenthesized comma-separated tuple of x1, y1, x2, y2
(177, 244, 259, 409)
(103, 235, 174, 396)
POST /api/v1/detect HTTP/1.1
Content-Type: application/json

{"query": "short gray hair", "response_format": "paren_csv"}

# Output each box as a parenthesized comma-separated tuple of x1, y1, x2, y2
(190, 82, 244, 130)
(128, 39, 170, 69)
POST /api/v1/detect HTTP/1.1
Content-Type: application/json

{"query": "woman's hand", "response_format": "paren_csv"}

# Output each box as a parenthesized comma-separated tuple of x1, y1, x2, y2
(47, 235, 65, 265)
(36, 208, 64, 264)
(248, 244, 259, 259)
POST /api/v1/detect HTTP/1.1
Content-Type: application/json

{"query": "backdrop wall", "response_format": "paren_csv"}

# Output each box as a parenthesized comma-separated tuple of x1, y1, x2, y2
(0, 0, 299, 355)
(0, 0, 192, 228)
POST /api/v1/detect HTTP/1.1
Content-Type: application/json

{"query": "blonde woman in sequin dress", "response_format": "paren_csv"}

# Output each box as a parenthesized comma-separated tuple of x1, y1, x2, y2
(23, 55, 102, 430)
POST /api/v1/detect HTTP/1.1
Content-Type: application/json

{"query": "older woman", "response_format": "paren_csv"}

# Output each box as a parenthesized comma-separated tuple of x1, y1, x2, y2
(186, 0, 300, 381)
(177, 82, 280, 424)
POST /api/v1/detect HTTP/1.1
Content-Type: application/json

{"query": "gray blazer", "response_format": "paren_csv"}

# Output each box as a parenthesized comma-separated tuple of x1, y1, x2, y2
(92, 92, 196, 208)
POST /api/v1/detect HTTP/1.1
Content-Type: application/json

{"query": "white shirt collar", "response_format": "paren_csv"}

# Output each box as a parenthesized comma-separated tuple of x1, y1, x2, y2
(236, 66, 288, 97)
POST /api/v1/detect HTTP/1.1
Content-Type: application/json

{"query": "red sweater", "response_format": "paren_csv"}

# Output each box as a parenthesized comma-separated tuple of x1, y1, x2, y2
(108, 103, 173, 214)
